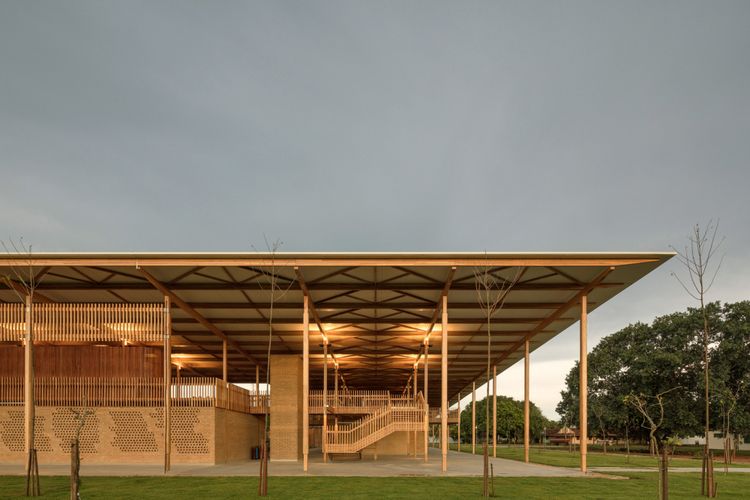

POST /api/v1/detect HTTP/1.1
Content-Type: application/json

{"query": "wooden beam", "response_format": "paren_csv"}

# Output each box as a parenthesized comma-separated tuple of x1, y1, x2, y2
(470, 267, 615, 384)
(2, 279, 54, 303)
(138, 267, 262, 369)
(169, 316, 563, 326)
(0, 256, 664, 267)
(31, 281, 624, 292)
(182, 300, 599, 310)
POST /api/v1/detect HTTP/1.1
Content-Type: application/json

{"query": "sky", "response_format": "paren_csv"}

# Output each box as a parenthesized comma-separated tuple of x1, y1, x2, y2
(1, 1, 748, 419)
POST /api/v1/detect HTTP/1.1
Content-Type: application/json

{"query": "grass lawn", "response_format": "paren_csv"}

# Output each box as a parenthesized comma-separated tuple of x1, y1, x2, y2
(0, 473, 749, 499)
(447, 444, 745, 469)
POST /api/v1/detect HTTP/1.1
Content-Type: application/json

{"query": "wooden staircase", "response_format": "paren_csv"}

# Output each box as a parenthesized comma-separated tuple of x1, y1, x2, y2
(325, 393, 426, 454)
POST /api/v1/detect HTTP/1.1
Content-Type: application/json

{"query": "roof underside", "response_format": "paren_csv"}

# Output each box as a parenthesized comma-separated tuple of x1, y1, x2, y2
(0, 252, 673, 406)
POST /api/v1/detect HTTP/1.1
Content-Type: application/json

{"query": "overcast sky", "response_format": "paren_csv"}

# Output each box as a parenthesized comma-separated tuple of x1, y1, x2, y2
(1, 1, 748, 418)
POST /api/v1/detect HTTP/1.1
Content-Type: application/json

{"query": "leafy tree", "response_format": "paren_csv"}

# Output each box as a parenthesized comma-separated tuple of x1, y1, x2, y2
(557, 302, 750, 445)
(457, 395, 553, 444)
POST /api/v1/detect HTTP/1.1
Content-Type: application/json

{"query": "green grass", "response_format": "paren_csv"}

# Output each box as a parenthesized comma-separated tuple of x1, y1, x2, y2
(447, 443, 746, 469)
(1, 473, 749, 499)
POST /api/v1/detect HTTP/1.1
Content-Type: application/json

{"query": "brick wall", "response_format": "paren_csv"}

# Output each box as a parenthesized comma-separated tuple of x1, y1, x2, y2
(269, 355, 303, 461)
(0, 406, 214, 465)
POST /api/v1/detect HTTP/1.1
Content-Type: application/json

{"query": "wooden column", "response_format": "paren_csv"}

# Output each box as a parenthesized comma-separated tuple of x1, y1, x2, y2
(524, 339, 530, 463)
(441, 294, 448, 472)
(580, 295, 588, 473)
(413, 366, 418, 399)
(334, 363, 339, 407)
(413, 365, 418, 457)
(24, 296, 34, 465)
(222, 340, 228, 383)
(472, 382, 476, 454)
(457, 393, 461, 452)
(323, 341, 328, 463)
(255, 365, 260, 399)
(493, 365, 497, 458)
(423, 341, 429, 462)
(302, 295, 310, 472)
(256, 363, 261, 447)
(164, 296, 172, 472)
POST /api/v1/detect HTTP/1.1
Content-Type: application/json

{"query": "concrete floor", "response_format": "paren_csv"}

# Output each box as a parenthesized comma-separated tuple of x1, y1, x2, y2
(0, 448, 589, 478)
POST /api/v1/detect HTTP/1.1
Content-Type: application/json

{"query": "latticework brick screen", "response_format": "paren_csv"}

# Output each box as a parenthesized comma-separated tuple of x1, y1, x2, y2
(0, 406, 225, 464)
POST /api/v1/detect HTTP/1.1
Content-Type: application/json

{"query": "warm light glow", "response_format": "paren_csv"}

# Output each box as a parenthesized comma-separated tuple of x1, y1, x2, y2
(172, 353, 198, 360)
(103, 322, 147, 332)
(0, 323, 25, 332)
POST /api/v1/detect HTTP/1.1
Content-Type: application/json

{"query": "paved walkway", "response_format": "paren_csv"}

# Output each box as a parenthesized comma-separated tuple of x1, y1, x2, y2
(0, 448, 588, 478)
(589, 466, 750, 474)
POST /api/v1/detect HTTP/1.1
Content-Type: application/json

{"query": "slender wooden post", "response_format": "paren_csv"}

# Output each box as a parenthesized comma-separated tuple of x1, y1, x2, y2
(580, 295, 588, 473)
(323, 341, 328, 463)
(302, 295, 310, 472)
(255, 363, 261, 447)
(524, 339, 530, 463)
(413, 365, 418, 457)
(493, 365, 497, 458)
(472, 382, 476, 455)
(164, 296, 172, 472)
(423, 340, 429, 462)
(255, 365, 260, 401)
(222, 340, 228, 383)
(441, 295, 448, 472)
(24, 296, 34, 468)
(457, 392, 461, 452)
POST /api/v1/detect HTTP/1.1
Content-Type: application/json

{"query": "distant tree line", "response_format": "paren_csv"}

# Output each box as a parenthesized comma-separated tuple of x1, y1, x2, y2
(452, 395, 556, 444)
(556, 301, 750, 446)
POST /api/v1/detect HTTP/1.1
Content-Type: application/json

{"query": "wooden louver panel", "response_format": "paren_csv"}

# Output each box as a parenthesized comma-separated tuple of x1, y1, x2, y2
(29, 303, 165, 343)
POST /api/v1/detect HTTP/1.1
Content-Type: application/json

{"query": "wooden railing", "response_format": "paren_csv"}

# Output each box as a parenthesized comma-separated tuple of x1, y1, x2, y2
(325, 393, 426, 453)
(428, 407, 460, 422)
(0, 304, 24, 342)
(0, 303, 166, 343)
(213, 379, 269, 413)
(309, 389, 390, 413)
(0, 376, 266, 413)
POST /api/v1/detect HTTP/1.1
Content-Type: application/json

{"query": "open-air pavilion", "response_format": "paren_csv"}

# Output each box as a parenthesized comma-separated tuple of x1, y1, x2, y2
(0, 252, 672, 474)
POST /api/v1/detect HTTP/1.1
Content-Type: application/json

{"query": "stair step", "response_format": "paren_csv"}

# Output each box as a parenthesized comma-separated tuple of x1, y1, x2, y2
(330, 452, 361, 461)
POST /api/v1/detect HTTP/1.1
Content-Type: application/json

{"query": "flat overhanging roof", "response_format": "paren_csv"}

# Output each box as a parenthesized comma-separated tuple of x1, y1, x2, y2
(0, 251, 674, 405)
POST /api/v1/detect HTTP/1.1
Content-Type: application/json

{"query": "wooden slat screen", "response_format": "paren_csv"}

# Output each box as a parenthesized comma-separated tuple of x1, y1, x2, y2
(30, 303, 165, 343)
(0, 304, 24, 342)
(0, 376, 261, 413)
